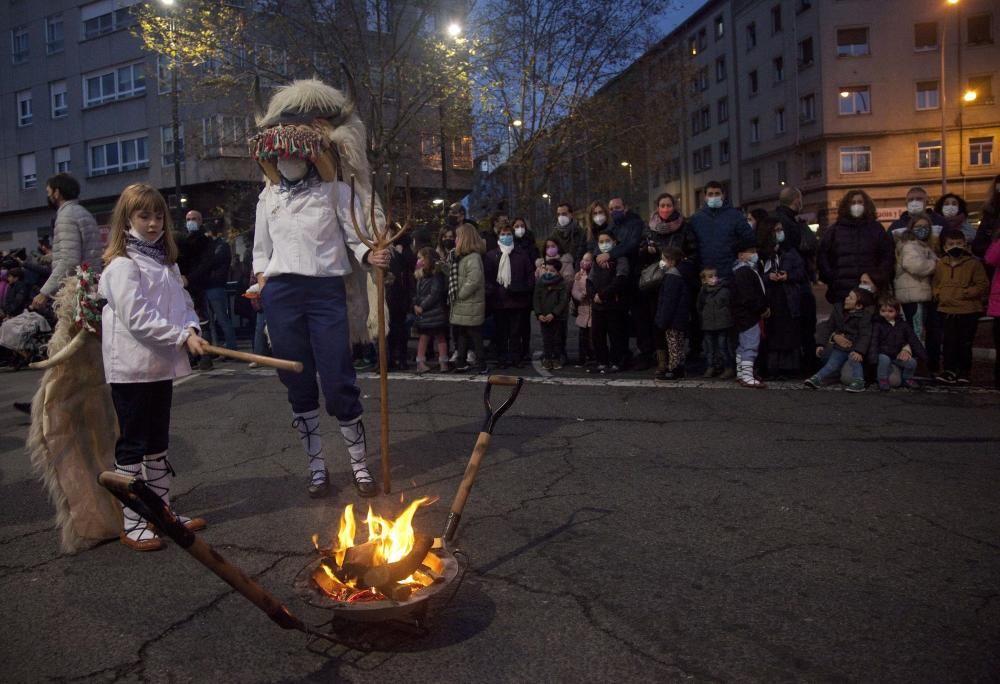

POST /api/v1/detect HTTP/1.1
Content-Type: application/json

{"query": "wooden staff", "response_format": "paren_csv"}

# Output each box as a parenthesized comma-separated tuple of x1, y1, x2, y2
(202, 344, 303, 373)
(348, 173, 410, 495)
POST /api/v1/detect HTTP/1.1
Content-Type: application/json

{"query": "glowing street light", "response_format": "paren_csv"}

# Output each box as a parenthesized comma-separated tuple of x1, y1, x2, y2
(512, 119, 522, 128)
(963, 89, 978, 103)
(431, 198, 445, 206)
(839, 90, 850, 98)
(446, 22, 462, 38)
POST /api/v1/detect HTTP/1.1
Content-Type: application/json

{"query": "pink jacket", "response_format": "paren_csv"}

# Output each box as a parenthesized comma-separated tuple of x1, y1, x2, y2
(571, 271, 592, 328)
(985, 240, 1000, 317)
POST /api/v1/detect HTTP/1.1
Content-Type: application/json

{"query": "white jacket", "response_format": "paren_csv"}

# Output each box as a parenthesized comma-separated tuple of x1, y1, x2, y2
(98, 248, 200, 383)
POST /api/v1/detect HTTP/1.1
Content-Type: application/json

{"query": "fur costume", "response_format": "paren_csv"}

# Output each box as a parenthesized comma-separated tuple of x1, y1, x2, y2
(27, 269, 120, 553)
(249, 78, 385, 345)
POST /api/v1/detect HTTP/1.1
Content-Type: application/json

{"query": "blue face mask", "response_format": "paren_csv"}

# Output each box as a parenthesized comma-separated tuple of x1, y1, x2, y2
(775, 231, 785, 243)
(598, 242, 613, 254)
(498, 234, 514, 247)
(541, 271, 561, 283)
(706, 197, 723, 210)
(748, 253, 759, 265)
(186, 220, 200, 232)
(611, 210, 625, 223)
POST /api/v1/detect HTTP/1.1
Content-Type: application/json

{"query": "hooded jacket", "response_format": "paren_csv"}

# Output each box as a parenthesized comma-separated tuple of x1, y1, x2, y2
(933, 249, 988, 315)
(587, 255, 629, 310)
(654, 267, 689, 331)
(688, 200, 753, 279)
(41, 200, 104, 297)
(730, 260, 768, 331)
(893, 238, 937, 304)
(696, 283, 733, 331)
(984, 239, 1000, 317)
(414, 270, 449, 330)
(449, 251, 485, 327)
(815, 304, 872, 355)
(867, 317, 927, 364)
(817, 216, 894, 303)
(533, 276, 569, 320)
(552, 219, 587, 267)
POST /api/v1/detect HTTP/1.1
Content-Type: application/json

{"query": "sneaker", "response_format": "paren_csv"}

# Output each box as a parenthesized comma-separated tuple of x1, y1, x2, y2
(904, 378, 920, 390)
(845, 379, 866, 393)
(248, 362, 260, 369)
(542, 359, 553, 370)
(878, 379, 891, 392)
(935, 371, 957, 385)
(719, 367, 736, 380)
(588, 364, 605, 374)
(552, 359, 563, 370)
(803, 375, 822, 389)
(573, 358, 586, 368)
(453, 364, 470, 374)
(477, 365, 490, 375)
(415, 362, 431, 374)
(703, 367, 716, 379)
(956, 376, 971, 386)
(607, 364, 621, 373)
(449, 350, 459, 363)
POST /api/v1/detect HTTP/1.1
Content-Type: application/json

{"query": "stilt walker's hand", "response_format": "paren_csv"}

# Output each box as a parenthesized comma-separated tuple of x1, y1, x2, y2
(367, 248, 391, 269)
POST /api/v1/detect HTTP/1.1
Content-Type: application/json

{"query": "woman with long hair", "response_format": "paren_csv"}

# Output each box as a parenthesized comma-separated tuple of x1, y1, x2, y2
(972, 173, 1000, 259)
(817, 188, 895, 304)
(449, 224, 488, 374)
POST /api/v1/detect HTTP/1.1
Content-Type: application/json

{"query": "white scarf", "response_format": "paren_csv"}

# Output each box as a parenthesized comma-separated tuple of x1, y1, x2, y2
(497, 242, 514, 288)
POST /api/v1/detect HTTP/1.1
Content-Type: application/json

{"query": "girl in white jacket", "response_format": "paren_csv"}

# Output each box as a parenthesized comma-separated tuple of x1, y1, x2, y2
(98, 184, 208, 552)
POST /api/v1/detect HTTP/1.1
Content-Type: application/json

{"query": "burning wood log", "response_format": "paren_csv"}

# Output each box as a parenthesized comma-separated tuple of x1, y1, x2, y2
(362, 534, 433, 593)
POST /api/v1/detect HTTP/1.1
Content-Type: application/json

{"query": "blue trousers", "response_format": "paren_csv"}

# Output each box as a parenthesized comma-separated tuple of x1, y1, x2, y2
(877, 354, 917, 382)
(816, 348, 862, 382)
(253, 311, 268, 356)
(703, 329, 733, 369)
(736, 324, 760, 363)
(204, 286, 237, 350)
(260, 275, 362, 420)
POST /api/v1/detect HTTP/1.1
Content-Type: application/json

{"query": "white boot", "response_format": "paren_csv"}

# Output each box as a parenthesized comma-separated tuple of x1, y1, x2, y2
(739, 360, 766, 388)
(114, 462, 163, 551)
(340, 417, 377, 497)
(143, 453, 207, 531)
(293, 410, 329, 498)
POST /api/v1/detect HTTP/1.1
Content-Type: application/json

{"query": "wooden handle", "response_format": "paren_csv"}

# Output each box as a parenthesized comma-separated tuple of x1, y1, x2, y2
(488, 375, 521, 386)
(202, 345, 304, 373)
(449, 432, 491, 516)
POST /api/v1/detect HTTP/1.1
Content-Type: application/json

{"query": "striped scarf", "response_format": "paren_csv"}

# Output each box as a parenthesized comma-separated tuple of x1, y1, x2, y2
(126, 232, 168, 265)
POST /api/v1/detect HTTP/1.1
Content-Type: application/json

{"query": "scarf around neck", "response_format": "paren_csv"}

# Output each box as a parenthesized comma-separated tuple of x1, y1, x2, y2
(126, 231, 168, 264)
(497, 242, 514, 288)
(649, 212, 683, 235)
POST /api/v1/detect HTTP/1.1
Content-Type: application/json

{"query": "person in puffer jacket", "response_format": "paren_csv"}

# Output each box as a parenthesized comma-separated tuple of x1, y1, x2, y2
(933, 230, 988, 385)
(805, 287, 875, 392)
(893, 212, 941, 370)
(413, 247, 450, 373)
(817, 189, 895, 304)
(868, 298, 926, 391)
(984, 229, 1000, 389)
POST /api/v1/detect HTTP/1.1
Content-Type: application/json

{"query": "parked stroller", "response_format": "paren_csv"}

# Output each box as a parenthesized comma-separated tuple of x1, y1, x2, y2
(0, 308, 55, 369)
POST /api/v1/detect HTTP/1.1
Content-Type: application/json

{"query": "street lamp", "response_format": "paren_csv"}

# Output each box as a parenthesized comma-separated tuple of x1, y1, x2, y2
(438, 23, 463, 215)
(507, 117, 522, 216)
(158, 0, 184, 229)
(940, 0, 961, 194)
(963, 89, 978, 103)
(621, 160, 633, 191)
(446, 22, 462, 38)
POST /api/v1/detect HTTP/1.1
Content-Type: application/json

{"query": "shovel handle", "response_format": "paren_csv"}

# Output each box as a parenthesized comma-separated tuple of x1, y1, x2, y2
(482, 375, 524, 434)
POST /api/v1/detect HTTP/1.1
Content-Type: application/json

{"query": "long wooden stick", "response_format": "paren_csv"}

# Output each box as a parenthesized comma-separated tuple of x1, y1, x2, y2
(202, 344, 303, 373)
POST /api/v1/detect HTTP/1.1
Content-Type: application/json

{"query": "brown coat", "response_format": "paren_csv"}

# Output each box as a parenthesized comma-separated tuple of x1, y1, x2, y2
(933, 253, 988, 315)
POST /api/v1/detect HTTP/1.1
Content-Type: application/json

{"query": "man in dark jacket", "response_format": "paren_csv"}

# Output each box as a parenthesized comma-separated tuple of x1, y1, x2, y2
(203, 219, 237, 353)
(888, 186, 944, 234)
(770, 186, 818, 372)
(1, 268, 28, 319)
(595, 197, 645, 366)
(178, 209, 218, 370)
(688, 181, 753, 280)
(553, 202, 587, 267)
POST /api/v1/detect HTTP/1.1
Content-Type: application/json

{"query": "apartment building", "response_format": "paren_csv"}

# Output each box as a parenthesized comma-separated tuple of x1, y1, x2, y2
(0, 0, 473, 253)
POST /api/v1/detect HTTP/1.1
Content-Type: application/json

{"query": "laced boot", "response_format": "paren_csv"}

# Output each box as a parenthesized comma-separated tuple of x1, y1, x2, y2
(293, 410, 329, 498)
(143, 453, 207, 532)
(340, 417, 377, 497)
(115, 462, 164, 552)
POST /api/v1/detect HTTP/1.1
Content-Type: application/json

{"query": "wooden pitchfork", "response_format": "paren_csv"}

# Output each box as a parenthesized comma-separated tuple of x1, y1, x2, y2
(347, 173, 411, 495)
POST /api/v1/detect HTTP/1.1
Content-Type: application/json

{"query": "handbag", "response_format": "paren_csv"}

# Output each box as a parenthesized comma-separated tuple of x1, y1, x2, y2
(638, 261, 665, 292)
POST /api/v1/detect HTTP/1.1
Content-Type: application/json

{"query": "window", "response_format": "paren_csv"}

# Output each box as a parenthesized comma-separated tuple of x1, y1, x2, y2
(752, 167, 761, 190)
(717, 97, 728, 123)
(969, 137, 994, 166)
(806, 150, 822, 178)
(798, 37, 814, 67)
(693, 149, 703, 172)
(750, 117, 760, 143)
(699, 66, 709, 91)
(775, 107, 786, 134)
(838, 86, 871, 115)
(777, 160, 787, 182)
(84, 62, 146, 107)
(50, 81, 67, 118)
(45, 14, 64, 54)
(698, 28, 707, 51)
(252, 44, 288, 86)
(157, 54, 179, 94)
(840, 145, 871, 174)
(700, 106, 711, 130)
(11, 25, 29, 64)
(917, 140, 942, 169)
(749, 70, 759, 95)
(720, 139, 730, 164)
(773, 56, 784, 82)
(915, 81, 939, 110)
(692, 107, 711, 135)
(967, 14, 993, 45)
(452, 136, 473, 170)
(715, 15, 724, 40)
(88, 133, 149, 176)
(202, 115, 248, 156)
(746, 22, 757, 49)
(967, 74, 993, 102)
(914, 22, 938, 50)
(19, 153, 37, 189)
(771, 5, 782, 33)
(702, 145, 712, 170)
(81, 0, 138, 40)
(715, 55, 726, 82)
(16, 89, 32, 126)
(421, 133, 441, 170)
(799, 93, 816, 122)
(53, 146, 71, 174)
(160, 125, 184, 166)
(797, 0, 812, 12)
(837, 27, 870, 57)
(366, 0, 391, 33)
(688, 36, 698, 57)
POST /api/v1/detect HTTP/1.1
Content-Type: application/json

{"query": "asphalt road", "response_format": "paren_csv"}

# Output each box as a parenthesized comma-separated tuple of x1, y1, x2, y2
(1, 366, 999, 683)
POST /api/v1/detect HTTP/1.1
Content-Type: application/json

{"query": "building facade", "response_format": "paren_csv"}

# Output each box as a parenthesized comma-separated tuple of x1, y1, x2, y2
(0, 0, 473, 253)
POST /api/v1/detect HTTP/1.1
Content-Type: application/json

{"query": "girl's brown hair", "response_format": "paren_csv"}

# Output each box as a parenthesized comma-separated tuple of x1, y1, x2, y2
(416, 246, 437, 277)
(455, 223, 485, 257)
(586, 200, 609, 242)
(103, 183, 178, 265)
(836, 188, 877, 223)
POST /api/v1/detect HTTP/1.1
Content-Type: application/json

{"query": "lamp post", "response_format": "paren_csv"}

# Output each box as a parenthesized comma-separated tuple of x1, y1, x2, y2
(620, 160, 633, 201)
(159, 0, 183, 229)
(508, 118, 522, 216)
(438, 22, 463, 215)
(941, 0, 961, 194)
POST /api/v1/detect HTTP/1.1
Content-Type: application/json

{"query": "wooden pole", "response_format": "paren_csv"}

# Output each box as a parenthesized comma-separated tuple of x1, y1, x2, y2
(376, 266, 391, 495)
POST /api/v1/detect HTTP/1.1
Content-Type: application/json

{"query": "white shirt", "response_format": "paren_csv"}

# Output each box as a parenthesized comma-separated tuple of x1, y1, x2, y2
(98, 248, 200, 383)
(252, 180, 372, 278)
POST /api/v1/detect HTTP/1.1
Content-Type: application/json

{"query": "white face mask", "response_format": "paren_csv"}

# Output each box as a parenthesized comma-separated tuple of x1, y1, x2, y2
(185, 220, 199, 232)
(907, 200, 926, 215)
(277, 157, 308, 181)
(598, 242, 613, 253)
(706, 196, 723, 209)
(942, 204, 959, 218)
(514, 226, 526, 238)
(850, 204, 865, 218)
(592, 213, 607, 226)
(557, 215, 571, 227)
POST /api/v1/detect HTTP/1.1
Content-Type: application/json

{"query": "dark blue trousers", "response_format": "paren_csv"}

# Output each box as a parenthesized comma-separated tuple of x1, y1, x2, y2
(261, 274, 363, 420)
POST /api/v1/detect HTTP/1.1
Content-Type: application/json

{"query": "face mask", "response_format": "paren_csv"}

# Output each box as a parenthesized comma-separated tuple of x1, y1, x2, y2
(611, 209, 625, 223)
(186, 220, 200, 232)
(598, 242, 613, 254)
(657, 207, 672, 220)
(592, 213, 607, 226)
(706, 197, 723, 210)
(545, 246, 559, 257)
(415, 259, 425, 270)
(542, 272, 560, 282)
(748, 253, 759, 265)
(913, 225, 931, 240)
(580, 261, 592, 272)
(514, 227, 526, 238)
(707, 277, 719, 287)
(775, 231, 785, 243)
(907, 200, 926, 215)
(277, 157, 307, 181)
(442, 239, 455, 250)
(946, 247, 965, 258)
(557, 215, 571, 227)
(942, 204, 959, 218)
(850, 204, 865, 218)
(446, 214, 461, 227)
(498, 234, 514, 247)
(659, 259, 671, 269)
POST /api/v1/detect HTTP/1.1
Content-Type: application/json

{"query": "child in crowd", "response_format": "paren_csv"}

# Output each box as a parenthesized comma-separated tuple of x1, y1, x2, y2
(653, 247, 689, 380)
(696, 267, 734, 379)
(587, 231, 630, 373)
(868, 298, 926, 391)
(571, 252, 594, 367)
(98, 183, 208, 551)
(985, 232, 1000, 390)
(730, 240, 769, 388)
(805, 287, 875, 392)
(449, 224, 487, 374)
(535, 237, 574, 285)
(413, 247, 450, 373)
(933, 229, 988, 385)
(533, 259, 569, 370)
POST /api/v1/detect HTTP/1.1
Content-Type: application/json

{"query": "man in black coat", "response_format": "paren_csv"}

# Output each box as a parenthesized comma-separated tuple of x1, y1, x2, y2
(596, 197, 645, 367)
(178, 209, 217, 369)
(771, 186, 818, 372)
